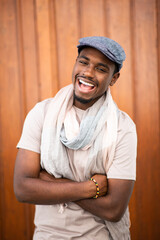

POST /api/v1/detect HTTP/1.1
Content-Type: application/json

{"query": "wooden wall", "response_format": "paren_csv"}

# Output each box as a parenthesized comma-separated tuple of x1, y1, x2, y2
(0, 0, 160, 239)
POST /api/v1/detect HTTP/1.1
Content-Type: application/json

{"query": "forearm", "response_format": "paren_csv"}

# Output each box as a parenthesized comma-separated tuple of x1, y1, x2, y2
(75, 196, 119, 222)
(14, 176, 96, 205)
(75, 179, 135, 222)
(14, 150, 97, 205)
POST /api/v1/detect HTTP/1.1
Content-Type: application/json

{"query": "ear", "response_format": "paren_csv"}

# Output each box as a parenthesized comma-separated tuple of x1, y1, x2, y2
(110, 72, 120, 86)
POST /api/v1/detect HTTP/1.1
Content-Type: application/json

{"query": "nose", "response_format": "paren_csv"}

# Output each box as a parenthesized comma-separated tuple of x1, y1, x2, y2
(83, 65, 94, 79)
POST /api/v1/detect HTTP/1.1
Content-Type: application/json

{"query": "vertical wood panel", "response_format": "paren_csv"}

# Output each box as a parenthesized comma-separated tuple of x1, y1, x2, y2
(158, 0, 160, 122)
(0, 0, 28, 239)
(80, 0, 105, 37)
(35, 0, 54, 100)
(48, 0, 59, 95)
(133, 0, 160, 239)
(19, 0, 39, 113)
(55, 0, 79, 88)
(105, 0, 134, 118)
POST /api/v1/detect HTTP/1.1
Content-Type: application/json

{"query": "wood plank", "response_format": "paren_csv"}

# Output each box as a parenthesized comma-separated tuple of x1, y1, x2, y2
(132, 0, 160, 238)
(55, 0, 79, 88)
(19, 0, 39, 113)
(48, 0, 59, 95)
(0, 0, 28, 239)
(104, 0, 134, 118)
(158, 0, 160, 120)
(35, 0, 57, 100)
(79, 0, 105, 37)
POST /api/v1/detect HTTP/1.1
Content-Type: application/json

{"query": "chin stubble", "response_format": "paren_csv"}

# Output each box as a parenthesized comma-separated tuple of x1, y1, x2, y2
(73, 91, 93, 104)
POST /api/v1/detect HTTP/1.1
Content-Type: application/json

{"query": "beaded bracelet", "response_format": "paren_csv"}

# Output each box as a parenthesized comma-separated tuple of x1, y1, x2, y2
(90, 177, 99, 199)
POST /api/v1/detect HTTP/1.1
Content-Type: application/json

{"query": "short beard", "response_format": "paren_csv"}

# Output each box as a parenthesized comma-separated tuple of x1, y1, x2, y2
(73, 91, 93, 104)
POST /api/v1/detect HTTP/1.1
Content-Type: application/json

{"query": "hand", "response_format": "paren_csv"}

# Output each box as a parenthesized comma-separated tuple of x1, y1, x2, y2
(91, 174, 107, 197)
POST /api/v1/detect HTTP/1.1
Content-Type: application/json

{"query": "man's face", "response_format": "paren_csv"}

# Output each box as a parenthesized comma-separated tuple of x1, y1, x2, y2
(72, 47, 120, 110)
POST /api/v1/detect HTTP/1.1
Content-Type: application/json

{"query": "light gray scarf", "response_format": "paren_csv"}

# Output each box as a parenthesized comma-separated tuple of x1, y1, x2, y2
(40, 84, 118, 181)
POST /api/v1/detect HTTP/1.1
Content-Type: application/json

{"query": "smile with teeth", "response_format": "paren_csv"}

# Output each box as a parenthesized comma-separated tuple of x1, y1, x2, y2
(79, 79, 94, 87)
(78, 79, 95, 92)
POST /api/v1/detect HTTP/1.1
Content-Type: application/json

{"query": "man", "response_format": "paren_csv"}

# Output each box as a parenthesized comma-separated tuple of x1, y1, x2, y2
(14, 36, 137, 239)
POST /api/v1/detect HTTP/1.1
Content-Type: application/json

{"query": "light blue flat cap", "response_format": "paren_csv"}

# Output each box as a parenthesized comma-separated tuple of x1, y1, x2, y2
(77, 36, 126, 71)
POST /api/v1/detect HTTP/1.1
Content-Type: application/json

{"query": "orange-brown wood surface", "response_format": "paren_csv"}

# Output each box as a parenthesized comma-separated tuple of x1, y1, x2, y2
(0, 0, 160, 239)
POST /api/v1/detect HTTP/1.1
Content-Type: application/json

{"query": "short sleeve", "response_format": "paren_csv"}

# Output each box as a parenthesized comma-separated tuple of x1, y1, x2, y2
(17, 100, 50, 153)
(107, 111, 137, 180)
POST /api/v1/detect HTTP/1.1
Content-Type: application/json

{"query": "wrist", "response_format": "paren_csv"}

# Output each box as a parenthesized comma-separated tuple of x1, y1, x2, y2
(90, 178, 99, 198)
(83, 180, 97, 199)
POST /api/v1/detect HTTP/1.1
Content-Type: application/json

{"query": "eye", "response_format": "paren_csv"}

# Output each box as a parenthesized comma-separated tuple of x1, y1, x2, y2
(96, 67, 107, 73)
(78, 60, 88, 65)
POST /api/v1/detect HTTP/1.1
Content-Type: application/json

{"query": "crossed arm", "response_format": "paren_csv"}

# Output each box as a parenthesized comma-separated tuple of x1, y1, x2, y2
(14, 148, 134, 222)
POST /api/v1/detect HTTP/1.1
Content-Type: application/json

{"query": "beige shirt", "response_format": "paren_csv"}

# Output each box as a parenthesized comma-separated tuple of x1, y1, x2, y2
(17, 98, 137, 240)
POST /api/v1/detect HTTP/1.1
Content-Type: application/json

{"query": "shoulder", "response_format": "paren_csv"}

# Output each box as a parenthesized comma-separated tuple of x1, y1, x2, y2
(117, 110, 136, 134)
(17, 98, 55, 153)
(32, 98, 54, 115)
(116, 110, 137, 162)
(27, 98, 57, 124)
(33, 84, 73, 116)
(107, 110, 137, 180)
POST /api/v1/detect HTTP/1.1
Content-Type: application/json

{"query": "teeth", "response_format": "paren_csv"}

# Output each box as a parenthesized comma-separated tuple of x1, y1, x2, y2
(79, 79, 94, 87)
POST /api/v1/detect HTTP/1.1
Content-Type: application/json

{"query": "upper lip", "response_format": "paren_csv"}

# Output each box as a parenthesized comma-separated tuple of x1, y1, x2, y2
(76, 76, 97, 87)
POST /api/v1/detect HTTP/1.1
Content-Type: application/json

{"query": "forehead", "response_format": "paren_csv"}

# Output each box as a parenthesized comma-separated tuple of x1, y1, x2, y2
(79, 47, 115, 66)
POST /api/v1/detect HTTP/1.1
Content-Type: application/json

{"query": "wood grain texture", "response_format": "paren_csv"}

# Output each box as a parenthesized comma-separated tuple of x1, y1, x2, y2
(105, 0, 134, 118)
(80, 0, 105, 37)
(0, 0, 28, 239)
(157, 0, 160, 131)
(0, 0, 160, 239)
(35, 0, 54, 100)
(18, 0, 39, 113)
(54, 0, 79, 88)
(131, 0, 160, 239)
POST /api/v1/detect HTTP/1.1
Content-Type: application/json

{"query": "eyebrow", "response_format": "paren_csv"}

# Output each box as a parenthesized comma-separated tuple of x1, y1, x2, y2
(79, 55, 90, 61)
(79, 55, 110, 70)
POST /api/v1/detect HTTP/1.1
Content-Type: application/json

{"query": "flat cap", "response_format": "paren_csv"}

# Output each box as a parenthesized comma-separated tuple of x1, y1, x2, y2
(77, 36, 126, 71)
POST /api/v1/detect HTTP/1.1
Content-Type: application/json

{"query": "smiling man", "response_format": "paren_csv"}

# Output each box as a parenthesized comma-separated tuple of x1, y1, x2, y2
(14, 36, 137, 240)
(73, 46, 119, 109)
